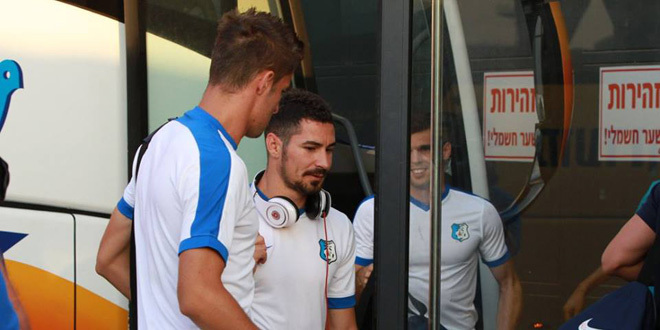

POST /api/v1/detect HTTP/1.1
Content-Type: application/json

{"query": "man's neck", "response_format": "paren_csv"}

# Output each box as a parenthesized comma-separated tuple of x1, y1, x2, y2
(198, 84, 254, 146)
(257, 168, 306, 208)
(409, 183, 444, 206)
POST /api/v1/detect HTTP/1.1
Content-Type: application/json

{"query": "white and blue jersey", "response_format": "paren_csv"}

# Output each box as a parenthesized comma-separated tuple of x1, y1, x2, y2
(353, 186, 510, 330)
(117, 106, 259, 329)
(250, 184, 356, 329)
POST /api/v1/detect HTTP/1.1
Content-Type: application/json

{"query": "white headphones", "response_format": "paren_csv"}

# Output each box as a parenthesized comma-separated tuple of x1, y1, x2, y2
(252, 171, 331, 229)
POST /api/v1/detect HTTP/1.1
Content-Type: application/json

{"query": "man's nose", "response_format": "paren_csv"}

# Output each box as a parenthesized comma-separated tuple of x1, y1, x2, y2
(315, 151, 332, 170)
(410, 149, 421, 162)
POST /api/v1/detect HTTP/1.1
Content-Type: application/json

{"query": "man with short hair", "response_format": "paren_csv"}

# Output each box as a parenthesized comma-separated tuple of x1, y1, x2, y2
(250, 89, 357, 329)
(96, 9, 303, 329)
(353, 114, 522, 329)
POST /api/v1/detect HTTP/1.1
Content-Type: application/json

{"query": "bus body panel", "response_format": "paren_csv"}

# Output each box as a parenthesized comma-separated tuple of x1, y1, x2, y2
(0, 0, 128, 213)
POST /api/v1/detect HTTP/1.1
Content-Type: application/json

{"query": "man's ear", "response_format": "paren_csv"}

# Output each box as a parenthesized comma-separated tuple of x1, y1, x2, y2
(442, 142, 452, 161)
(265, 132, 283, 159)
(255, 70, 275, 95)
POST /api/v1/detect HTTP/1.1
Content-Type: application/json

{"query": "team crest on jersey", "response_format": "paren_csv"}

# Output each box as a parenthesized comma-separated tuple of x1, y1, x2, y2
(319, 239, 337, 264)
(451, 223, 470, 242)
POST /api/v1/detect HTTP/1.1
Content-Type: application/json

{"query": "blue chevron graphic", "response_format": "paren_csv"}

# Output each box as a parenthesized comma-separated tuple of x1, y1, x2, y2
(0, 231, 27, 253)
(0, 60, 24, 133)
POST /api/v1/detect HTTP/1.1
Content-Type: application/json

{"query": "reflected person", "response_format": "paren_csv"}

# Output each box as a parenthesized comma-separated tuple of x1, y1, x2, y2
(352, 114, 522, 329)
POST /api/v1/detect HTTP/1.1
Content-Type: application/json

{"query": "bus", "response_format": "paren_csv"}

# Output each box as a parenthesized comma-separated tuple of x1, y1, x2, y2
(2, 0, 659, 329)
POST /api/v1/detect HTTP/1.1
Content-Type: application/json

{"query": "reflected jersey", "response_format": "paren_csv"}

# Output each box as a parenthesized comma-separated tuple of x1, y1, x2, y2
(117, 107, 258, 329)
(353, 187, 510, 330)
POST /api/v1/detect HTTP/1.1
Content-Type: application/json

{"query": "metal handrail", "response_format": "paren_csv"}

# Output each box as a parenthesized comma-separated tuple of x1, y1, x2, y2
(332, 113, 373, 197)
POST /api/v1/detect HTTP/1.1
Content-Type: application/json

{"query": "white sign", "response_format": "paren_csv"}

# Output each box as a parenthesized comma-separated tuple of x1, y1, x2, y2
(599, 65, 660, 161)
(483, 71, 538, 162)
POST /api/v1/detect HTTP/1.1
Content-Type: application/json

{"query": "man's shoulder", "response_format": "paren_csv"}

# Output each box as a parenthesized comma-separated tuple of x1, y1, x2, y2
(446, 188, 500, 222)
(354, 195, 375, 213)
(325, 207, 354, 234)
(328, 207, 352, 225)
(447, 188, 491, 207)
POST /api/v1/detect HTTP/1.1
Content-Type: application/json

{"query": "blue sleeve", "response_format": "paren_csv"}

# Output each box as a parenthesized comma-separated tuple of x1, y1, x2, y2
(176, 115, 232, 262)
(636, 181, 660, 233)
(117, 197, 134, 220)
(328, 295, 356, 309)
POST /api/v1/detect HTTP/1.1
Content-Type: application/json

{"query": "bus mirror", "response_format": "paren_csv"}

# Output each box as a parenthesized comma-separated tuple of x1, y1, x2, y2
(500, 0, 573, 220)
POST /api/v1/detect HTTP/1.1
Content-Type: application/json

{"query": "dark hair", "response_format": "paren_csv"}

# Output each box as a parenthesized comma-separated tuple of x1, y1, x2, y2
(266, 89, 334, 144)
(410, 111, 452, 145)
(209, 8, 304, 90)
(410, 111, 431, 135)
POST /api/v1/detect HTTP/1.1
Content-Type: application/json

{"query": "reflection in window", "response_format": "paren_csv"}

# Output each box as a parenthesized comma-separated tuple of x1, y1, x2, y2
(147, 0, 237, 57)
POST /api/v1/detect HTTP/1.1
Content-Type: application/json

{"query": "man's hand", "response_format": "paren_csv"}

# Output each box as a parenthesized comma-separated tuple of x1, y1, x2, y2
(562, 286, 587, 321)
(355, 264, 373, 298)
(563, 266, 609, 321)
(253, 234, 267, 267)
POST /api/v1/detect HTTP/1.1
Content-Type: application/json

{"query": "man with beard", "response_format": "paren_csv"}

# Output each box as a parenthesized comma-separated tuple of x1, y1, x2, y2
(250, 89, 357, 329)
(352, 114, 522, 329)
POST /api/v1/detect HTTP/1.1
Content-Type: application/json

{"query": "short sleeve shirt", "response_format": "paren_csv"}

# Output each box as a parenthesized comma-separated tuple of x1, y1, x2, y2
(250, 184, 356, 329)
(352, 187, 509, 330)
(637, 180, 660, 232)
(117, 107, 259, 329)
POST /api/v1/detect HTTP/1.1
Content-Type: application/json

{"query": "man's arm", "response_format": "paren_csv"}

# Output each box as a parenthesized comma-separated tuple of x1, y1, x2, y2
(563, 266, 609, 320)
(490, 259, 522, 330)
(96, 207, 132, 298)
(354, 264, 372, 301)
(178, 248, 256, 329)
(327, 308, 357, 330)
(602, 214, 655, 281)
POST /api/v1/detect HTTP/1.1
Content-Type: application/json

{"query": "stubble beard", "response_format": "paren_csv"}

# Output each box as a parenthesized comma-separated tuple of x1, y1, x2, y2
(280, 148, 324, 196)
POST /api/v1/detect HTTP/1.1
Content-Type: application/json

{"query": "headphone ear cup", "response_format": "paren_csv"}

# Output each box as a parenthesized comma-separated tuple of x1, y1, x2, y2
(305, 189, 332, 220)
(264, 196, 299, 228)
(254, 192, 299, 228)
(320, 189, 331, 217)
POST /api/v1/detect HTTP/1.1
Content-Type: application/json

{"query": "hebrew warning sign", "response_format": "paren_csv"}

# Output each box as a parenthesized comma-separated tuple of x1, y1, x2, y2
(483, 71, 538, 162)
(599, 65, 660, 161)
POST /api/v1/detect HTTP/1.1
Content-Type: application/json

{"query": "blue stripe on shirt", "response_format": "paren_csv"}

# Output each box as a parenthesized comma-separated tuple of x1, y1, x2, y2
(483, 250, 511, 268)
(176, 107, 232, 262)
(117, 197, 134, 220)
(328, 295, 356, 309)
(355, 256, 373, 266)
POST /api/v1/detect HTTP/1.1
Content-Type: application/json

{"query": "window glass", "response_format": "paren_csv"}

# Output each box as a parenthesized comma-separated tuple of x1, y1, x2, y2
(58, 0, 124, 21)
(448, 0, 660, 327)
(145, 0, 272, 178)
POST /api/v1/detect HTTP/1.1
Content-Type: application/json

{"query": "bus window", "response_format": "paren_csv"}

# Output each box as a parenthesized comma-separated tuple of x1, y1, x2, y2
(447, 0, 660, 328)
(145, 0, 274, 178)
